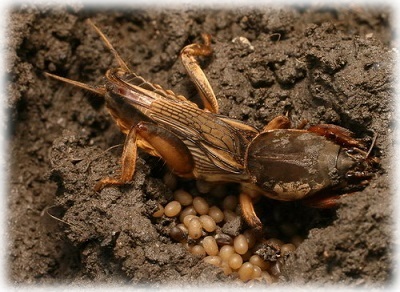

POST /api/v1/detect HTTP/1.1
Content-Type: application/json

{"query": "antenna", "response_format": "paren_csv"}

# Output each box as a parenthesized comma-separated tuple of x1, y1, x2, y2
(86, 19, 131, 72)
(44, 72, 107, 96)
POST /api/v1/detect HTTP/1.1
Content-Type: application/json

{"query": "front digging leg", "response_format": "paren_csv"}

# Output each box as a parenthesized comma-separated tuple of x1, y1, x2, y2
(307, 123, 367, 150)
(301, 192, 345, 209)
(239, 193, 262, 229)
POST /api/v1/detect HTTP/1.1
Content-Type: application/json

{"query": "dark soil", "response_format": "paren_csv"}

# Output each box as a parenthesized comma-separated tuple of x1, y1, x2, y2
(7, 4, 394, 288)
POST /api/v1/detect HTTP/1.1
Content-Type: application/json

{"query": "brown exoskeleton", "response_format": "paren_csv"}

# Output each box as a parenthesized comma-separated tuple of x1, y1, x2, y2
(46, 20, 379, 229)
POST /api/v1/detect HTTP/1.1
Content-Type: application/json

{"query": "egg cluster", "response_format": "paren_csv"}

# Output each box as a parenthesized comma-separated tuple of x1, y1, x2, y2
(153, 172, 302, 283)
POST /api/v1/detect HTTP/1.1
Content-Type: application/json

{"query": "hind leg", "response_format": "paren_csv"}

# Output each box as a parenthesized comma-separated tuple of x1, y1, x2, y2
(95, 122, 195, 191)
(180, 34, 219, 113)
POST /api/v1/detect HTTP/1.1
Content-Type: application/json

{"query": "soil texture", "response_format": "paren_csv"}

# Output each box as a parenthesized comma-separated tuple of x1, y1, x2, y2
(7, 4, 394, 288)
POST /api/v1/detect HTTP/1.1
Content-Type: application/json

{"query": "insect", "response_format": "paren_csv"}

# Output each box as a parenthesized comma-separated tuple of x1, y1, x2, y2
(46, 20, 379, 229)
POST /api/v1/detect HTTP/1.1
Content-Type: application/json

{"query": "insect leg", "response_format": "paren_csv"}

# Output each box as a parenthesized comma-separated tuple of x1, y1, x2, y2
(180, 34, 219, 113)
(307, 124, 367, 149)
(261, 115, 291, 132)
(239, 193, 262, 229)
(95, 121, 195, 191)
(94, 124, 138, 191)
(301, 192, 347, 208)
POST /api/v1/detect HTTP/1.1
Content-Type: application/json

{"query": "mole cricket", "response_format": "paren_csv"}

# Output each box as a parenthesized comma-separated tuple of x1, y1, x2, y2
(46, 20, 379, 228)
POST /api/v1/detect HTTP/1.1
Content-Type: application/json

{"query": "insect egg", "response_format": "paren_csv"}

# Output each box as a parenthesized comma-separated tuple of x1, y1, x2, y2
(169, 226, 187, 242)
(187, 217, 203, 239)
(203, 255, 222, 267)
(193, 196, 209, 215)
(176, 223, 189, 236)
(222, 195, 238, 211)
(208, 206, 224, 223)
(249, 255, 270, 271)
(233, 234, 249, 255)
(220, 261, 232, 275)
(179, 206, 197, 223)
(183, 214, 197, 227)
(152, 203, 164, 218)
(190, 244, 206, 257)
(261, 271, 277, 284)
(266, 237, 284, 248)
(159, 187, 303, 283)
(199, 214, 217, 232)
(238, 262, 254, 282)
(281, 243, 297, 256)
(228, 253, 243, 270)
(219, 245, 235, 262)
(223, 209, 237, 222)
(215, 233, 233, 246)
(202, 236, 219, 256)
(173, 189, 193, 206)
(164, 201, 182, 217)
(252, 265, 262, 279)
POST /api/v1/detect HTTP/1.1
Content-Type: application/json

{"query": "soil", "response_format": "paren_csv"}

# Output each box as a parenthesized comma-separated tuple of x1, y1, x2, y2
(7, 4, 394, 288)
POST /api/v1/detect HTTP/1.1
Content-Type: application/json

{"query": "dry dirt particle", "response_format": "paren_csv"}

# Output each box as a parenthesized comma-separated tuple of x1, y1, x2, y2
(8, 6, 392, 286)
